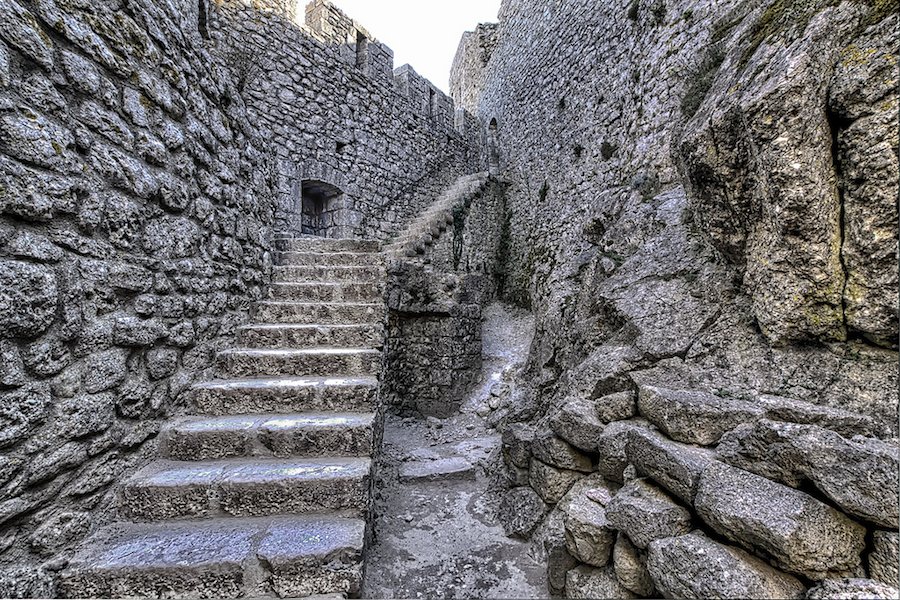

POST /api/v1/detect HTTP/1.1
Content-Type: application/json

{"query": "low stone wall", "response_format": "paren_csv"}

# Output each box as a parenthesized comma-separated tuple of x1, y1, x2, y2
(499, 378, 900, 598)
(383, 176, 507, 417)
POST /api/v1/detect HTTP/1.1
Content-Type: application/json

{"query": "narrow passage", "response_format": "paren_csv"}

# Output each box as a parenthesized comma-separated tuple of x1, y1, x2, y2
(363, 303, 546, 599)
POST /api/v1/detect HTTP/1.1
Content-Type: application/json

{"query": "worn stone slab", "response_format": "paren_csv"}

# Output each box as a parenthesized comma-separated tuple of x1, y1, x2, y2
(605, 479, 692, 550)
(637, 385, 765, 445)
(646, 533, 805, 599)
(398, 457, 475, 483)
(717, 419, 899, 528)
(216, 348, 382, 378)
(695, 462, 866, 579)
(626, 426, 714, 504)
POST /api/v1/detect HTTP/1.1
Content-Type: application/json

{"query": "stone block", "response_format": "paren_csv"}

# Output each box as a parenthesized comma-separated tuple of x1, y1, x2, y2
(550, 398, 605, 452)
(605, 479, 692, 550)
(613, 533, 655, 597)
(647, 533, 805, 599)
(636, 385, 764, 445)
(695, 462, 866, 579)
(596, 420, 650, 483)
(529, 459, 583, 505)
(869, 531, 899, 589)
(806, 578, 899, 600)
(596, 390, 637, 423)
(565, 565, 637, 600)
(626, 426, 714, 504)
(531, 430, 593, 472)
(563, 493, 615, 567)
(499, 487, 545, 539)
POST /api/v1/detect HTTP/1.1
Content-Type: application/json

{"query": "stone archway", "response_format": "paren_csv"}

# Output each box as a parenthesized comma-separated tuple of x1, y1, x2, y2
(301, 179, 342, 237)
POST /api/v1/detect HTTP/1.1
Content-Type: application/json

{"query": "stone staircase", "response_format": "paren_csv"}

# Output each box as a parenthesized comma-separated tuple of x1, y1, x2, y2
(59, 236, 386, 599)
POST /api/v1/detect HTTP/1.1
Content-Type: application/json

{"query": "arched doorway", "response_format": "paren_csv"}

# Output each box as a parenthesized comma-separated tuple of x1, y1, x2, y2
(301, 179, 342, 237)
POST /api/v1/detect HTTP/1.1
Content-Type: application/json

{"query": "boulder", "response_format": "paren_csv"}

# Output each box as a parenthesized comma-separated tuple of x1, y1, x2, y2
(626, 426, 714, 504)
(596, 391, 636, 423)
(718, 420, 899, 528)
(596, 420, 650, 483)
(501, 422, 533, 468)
(532, 508, 577, 594)
(605, 479, 691, 550)
(613, 533, 655, 597)
(636, 385, 764, 445)
(529, 459, 583, 505)
(498, 487, 545, 539)
(565, 565, 637, 600)
(647, 533, 805, 599)
(531, 431, 593, 472)
(550, 398, 605, 452)
(563, 493, 615, 567)
(805, 578, 899, 600)
(695, 462, 866, 579)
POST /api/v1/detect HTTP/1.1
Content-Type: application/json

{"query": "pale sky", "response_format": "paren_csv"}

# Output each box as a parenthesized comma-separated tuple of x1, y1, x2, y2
(329, 1, 502, 93)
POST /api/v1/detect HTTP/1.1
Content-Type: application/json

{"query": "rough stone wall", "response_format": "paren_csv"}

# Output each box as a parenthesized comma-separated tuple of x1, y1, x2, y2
(384, 177, 507, 417)
(211, 0, 485, 242)
(453, 0, 899, 597)
(0, 0, 275, 592)
(450, 23, 500, 114)
(453, 0, 898, 430)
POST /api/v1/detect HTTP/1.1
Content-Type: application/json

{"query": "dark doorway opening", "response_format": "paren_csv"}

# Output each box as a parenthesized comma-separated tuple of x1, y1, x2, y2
(301, 179, 342, 237)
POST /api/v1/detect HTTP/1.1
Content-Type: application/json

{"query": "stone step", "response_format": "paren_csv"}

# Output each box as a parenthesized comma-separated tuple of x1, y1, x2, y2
(58, 515, 365, 599)
(120, 457, 371, 521)
(269, 281, 384, 303)
(272, 237, 380, 253)
(252, 301, 384, 325)
(277, 251, 384, 267)
(238, 323, 384, 349)
(274, 264, 385, 283)
(216, 348, 382, 378)
(160, 412, 376, 460)
(190, 376, 378, 415)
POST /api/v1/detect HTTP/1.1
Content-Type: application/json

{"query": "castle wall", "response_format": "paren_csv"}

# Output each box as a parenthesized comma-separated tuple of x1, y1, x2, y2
(0, 0, 275, 592)
(211, 0, 485, 242)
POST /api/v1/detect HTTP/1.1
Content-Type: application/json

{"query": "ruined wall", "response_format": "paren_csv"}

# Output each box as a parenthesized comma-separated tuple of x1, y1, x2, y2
(450, 23, 500, 114)
(453, 0, 899, 598)
(211, 0, 485, 242)
(0, 0, 275, 593)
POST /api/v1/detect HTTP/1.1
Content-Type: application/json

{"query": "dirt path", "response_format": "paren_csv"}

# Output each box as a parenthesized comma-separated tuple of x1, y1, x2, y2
(362, 303, 546, 599)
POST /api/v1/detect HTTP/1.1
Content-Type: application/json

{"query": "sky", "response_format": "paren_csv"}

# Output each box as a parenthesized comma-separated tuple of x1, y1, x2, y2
(329, 0, 502, 93)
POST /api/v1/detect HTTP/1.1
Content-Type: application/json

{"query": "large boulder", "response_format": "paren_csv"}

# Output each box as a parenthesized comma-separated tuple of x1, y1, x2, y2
(647, 533, 805, 599)
(718, 419, 899, 528)
(605, 479, 691, 550)
(636, 385, 763, 445)
(563, 493, 615, 567)
(695, 462, 866, 579)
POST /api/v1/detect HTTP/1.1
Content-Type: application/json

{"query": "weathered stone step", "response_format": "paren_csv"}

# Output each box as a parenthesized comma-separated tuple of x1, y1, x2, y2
(59, 515, 365, 599)
(216, 348, 382, 378)
(277, 251, 384, 267)
(274, 265, 384, 283)
(272, 236, 380, 253)
(191, 376, 378, 415)
(161, 412, 376, 460)
(238, 323, 384, 349)
(120, 457, 371, 521)
(252, 301, 384, 325)
(269, 281, 384, 303)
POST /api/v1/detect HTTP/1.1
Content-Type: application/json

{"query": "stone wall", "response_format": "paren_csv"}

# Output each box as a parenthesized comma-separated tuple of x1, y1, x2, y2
(383, 175, 507, 417)
(450, 23, 500, 114)
(452, 0, 899, 431)
(453, 0, 899, 597)
(211, 0, 485, 242)
(0, 0, 275, 592)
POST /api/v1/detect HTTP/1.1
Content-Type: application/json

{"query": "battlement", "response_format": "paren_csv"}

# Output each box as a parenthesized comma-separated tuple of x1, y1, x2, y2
(241, 0, 478, 135)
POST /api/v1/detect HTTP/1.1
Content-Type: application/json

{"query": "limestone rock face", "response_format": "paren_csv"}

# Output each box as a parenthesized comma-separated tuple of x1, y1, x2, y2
(718, 420, 900, 528)
(605, 479, 692, 550)
(646, 533, 806, 600)
(695, 462, 866, 579)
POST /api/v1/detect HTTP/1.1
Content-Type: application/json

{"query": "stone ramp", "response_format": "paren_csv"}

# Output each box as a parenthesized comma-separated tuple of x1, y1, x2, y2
(60, 236, 385, 599)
